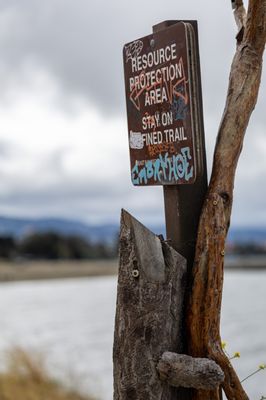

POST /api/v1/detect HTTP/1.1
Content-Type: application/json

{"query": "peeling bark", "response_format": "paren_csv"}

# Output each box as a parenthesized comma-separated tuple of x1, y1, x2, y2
(187, 1, 266, 400)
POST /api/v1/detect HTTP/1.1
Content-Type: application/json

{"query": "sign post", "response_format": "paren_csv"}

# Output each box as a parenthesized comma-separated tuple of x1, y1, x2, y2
(123, 20, 207, 272)
(115, 20, 208, 399)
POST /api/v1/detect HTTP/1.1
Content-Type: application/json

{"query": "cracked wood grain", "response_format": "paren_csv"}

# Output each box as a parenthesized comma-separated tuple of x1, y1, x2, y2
(113, 209, 187, 400)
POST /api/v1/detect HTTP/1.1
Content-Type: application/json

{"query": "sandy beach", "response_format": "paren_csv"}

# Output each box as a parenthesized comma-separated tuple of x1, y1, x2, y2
(0, 260, 118, 282)
(0, 256, 266, 282)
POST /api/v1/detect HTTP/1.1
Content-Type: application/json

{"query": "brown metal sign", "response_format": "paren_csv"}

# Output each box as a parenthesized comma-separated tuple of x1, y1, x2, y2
(123, 22, 203, 186)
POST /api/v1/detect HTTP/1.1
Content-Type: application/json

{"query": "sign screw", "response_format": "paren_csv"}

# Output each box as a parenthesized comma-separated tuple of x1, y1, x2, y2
(221, 250, 225, 256)
(213, 200, 218, 206)
(150, 38, 155, 48)
(132, 269, 140, 278)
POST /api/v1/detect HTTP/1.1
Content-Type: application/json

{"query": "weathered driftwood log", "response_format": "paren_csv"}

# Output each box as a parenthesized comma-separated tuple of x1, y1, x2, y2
(187, 1, 266, 399)
(113, 209, 187, 400)
(157, 352, 224, 390)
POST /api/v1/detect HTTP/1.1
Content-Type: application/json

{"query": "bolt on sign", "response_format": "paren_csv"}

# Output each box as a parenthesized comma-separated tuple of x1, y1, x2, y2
(123, 21, 204, 186)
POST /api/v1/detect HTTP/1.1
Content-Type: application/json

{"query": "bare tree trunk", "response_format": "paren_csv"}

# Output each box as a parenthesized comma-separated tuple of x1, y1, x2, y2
(187, 1, 266, 399)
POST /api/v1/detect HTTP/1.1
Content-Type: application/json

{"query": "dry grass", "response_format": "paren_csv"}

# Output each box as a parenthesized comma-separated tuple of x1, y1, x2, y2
(0, 348, 97, 400)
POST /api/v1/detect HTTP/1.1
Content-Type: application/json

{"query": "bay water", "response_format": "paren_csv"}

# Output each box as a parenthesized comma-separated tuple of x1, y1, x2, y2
(0, 272, 265, 399)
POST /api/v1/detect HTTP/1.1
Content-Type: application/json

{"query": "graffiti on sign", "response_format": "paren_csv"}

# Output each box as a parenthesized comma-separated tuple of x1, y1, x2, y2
(123, 21, 202, 186)
(131, 148, 194, 185)
(124, 40, 144, 63)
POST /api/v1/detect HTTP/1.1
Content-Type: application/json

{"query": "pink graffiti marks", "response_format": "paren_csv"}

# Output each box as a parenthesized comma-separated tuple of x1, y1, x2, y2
(125, 40, 144, 63)
(129, 57, 189, 112)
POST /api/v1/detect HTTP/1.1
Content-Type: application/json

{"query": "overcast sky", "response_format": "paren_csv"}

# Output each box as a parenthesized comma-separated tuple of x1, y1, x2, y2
(0, 0, 265, 227)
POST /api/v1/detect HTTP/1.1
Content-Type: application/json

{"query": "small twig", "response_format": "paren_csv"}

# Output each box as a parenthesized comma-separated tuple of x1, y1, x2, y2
(241, 369, 261, 383)
(231, 0, 244, 9)
(232, 0, 247, 43)
(241, 364, 266, 383)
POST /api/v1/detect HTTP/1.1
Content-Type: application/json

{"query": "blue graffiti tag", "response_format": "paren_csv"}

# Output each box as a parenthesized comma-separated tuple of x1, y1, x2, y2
(131, 147, 194, 185)
(171, 95, 188, 121)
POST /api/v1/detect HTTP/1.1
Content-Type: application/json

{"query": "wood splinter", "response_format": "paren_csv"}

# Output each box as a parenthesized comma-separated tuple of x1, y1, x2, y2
(157, 352, 225, 390)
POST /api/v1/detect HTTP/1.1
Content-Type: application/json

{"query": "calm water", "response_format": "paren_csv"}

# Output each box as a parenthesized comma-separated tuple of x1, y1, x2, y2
(0, 272, 265, 399)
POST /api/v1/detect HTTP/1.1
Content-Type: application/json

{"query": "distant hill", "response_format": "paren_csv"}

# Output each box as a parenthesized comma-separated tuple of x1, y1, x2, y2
(227, 227, 266, 244)
(0, 215, 266, 245)
(0, 216, 119, 244)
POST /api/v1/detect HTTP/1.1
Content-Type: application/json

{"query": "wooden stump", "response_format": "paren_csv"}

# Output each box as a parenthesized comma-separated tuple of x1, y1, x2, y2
(113, 209, 187, 400)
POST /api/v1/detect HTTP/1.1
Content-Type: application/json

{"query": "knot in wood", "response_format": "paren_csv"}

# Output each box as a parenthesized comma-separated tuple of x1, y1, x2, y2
(157, 352, 224, 390)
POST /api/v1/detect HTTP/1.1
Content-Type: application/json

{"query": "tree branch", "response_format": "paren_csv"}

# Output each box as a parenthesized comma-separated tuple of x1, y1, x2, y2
(233, 0, 247, 42)
(187, 0, 266, 399)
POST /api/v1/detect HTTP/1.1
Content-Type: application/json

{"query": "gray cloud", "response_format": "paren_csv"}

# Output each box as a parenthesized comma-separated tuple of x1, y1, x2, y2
(0, 0, 255, 117)
(0, 0, 265, 226)
(0, 167, 164, 225)
(0, 140, 12, 157)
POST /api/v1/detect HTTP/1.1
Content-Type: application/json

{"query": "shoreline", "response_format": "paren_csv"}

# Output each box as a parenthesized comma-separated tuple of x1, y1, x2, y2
(0, 260, 118, 282)
(0, 256, 266, 282)
(225, 255, 266, 270)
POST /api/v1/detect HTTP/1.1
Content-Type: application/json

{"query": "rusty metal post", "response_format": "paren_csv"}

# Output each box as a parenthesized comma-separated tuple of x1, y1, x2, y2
(152, 20, 208, 275)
